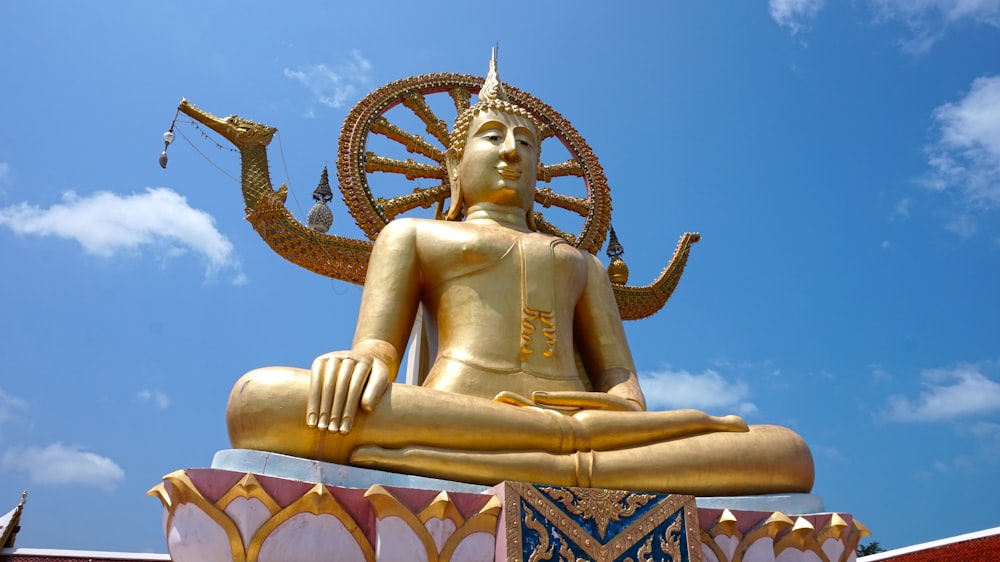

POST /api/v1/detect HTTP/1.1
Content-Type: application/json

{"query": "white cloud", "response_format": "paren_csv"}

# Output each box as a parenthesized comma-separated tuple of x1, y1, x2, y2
(2, 443, 125, 491)
(894, 197, 911, 219)
(921, 420, 1000, 475)
(769, 0, 825, 34)
(868, 0, 1000, 53)
(0, 187, 243, 282)
(923, 75, 1000, 236)
(639, 368, 758, 415)
(931, 455, 977, 473)
(0, 388, 28, 432)
(884, 362, 1000, 421)
(813, 445, 846, 461)
(138, 389, 170, 410)
(284, 50, 372, 111)
(871, 366, 894, 383)
(967, 420, 1000, 439)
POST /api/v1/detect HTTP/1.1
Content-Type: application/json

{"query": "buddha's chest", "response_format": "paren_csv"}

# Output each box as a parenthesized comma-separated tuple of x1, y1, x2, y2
(421, 230, 586, 296)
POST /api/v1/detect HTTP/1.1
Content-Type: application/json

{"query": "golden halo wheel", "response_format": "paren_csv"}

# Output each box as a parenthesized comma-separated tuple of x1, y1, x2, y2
(336, 73, 612, 255)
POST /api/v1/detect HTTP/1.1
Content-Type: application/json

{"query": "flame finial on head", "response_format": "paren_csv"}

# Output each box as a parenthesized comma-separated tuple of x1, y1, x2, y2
(479, 45, 509, 104)
(449, 47, 539, 155)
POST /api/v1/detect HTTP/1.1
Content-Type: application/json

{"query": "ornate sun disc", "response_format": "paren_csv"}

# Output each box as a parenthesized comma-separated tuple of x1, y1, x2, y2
(337, 73, 612, 255)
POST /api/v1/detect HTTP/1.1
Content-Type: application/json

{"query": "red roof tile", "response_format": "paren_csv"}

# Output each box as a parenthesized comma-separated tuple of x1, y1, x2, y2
(861, 527, 1000, 561)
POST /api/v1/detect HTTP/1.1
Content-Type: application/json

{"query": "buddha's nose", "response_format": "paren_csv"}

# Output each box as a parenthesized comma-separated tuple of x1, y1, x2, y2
(500, 132, 520, 162)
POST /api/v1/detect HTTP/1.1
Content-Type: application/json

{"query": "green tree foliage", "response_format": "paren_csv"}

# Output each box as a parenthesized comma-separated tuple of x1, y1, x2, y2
(858, 541, 886, 556)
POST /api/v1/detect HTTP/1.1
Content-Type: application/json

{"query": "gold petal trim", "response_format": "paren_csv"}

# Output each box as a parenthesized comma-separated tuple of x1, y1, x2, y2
(365, 484, 439, 561)
(246, 483, 375, 562)
(438, 496, 502, 562)
(148, 470, 247, 562)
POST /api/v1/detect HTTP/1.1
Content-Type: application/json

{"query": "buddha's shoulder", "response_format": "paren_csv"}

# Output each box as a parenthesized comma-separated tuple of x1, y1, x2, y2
(376, 218, 477, 251)
(375, 217, 442, 239)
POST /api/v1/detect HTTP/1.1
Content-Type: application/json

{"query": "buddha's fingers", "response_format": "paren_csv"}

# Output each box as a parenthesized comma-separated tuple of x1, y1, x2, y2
(567, 408, 750, 451)
(306, 361, 323, 428)
(360, 360, 390, 413)
(309, 353, 344, 430)
(331, 358, 363, 430)
(493, 391, 535, 407)
(336, 359, 373, 434)
(532, 391, 638, 411)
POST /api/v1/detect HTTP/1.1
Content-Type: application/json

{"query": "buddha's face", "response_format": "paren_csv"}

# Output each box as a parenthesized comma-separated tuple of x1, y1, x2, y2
(449, 109, 539, 211)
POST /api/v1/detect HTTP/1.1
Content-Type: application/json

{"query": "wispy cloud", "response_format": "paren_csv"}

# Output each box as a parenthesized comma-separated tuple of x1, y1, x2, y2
(871, 365, 894, 383)
(0, 162, 9, 184)
(967, 420, 1000, 439)
(920, 421, 1000, 475)
(769, 0, 825, 34)
(868, 0, 1000, 54)
(922, 75, 1000, 237)
(813, 444, 846, 461)
(0, 187, 244, 283)
(138, 389, 170, 410)
(284, 50, 372, 113)
(893, 197, 911, 219)
(0, 388, 28, 432)
(639, 368, 758, 415)
(2, 443, 125, 491)
(883, 362, 1000, 421)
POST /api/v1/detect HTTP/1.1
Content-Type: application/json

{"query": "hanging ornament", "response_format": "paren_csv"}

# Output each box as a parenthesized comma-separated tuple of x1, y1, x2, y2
(159, 130, 175, 169)
(605, 225, 629, 285)
(307, 165, 334, 233)
(158, 106, 180, 169)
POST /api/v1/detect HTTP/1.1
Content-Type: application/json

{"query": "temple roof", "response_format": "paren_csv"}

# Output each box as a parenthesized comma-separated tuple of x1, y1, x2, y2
(0, 493, 25, 551)
(860, 526, 1000, 561)
(0, 549, 170, 561)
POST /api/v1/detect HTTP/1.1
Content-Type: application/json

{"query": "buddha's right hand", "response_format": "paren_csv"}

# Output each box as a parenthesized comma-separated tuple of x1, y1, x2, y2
(306, 344, 392, 434)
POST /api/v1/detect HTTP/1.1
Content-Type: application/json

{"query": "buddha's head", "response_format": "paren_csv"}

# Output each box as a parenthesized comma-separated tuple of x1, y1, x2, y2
(445, 52, 541, 228)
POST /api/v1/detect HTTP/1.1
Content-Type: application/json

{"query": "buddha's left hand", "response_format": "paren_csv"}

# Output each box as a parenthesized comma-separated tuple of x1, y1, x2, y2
(494, 390, 642, 412)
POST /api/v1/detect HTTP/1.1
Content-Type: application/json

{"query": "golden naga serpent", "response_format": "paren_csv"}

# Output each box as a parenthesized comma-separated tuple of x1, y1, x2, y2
(175, 73, 699, 320)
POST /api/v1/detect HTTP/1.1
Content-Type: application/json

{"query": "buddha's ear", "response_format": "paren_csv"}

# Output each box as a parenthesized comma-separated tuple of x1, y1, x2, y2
(445, 148, 464, 221)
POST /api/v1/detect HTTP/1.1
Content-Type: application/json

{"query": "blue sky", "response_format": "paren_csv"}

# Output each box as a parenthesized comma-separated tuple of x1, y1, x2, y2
(1, 0, 999, 554)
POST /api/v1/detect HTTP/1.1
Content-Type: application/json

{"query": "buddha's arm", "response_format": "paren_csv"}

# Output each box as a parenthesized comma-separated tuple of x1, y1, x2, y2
(570, 253, 647, 411)
(351, 219, 422, 358)
(306, 219, 422, 433)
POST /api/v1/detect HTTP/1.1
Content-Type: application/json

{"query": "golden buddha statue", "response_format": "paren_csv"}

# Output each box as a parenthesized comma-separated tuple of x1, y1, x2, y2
(225, 55, 814, 496)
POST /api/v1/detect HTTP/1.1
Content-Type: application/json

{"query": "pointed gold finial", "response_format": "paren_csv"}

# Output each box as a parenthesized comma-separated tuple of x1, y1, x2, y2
(479, 44, 509, 104)
(816, 513, 849, 542)
(709, 508, 739, 538)
(448, 47, 540, 158)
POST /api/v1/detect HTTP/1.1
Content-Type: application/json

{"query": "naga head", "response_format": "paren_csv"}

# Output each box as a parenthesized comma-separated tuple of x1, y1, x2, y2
(178, 98, 277, 148)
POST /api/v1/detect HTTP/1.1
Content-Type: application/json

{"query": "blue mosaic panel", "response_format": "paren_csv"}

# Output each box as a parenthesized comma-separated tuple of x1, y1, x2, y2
(502, 482, 702, 562)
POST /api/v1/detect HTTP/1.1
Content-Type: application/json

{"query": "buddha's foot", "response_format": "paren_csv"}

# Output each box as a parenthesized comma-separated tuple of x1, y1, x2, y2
(350, 444, 577, 488)
(718, 414, 749, 432)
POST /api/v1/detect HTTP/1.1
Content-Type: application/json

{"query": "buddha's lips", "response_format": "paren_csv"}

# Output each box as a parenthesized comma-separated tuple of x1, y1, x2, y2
(498, 167, 521, 179)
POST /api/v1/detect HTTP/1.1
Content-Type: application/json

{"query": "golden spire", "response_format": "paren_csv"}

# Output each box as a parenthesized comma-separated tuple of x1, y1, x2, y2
(479, 45, 509, 104)
(448, 47, 538, 157)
